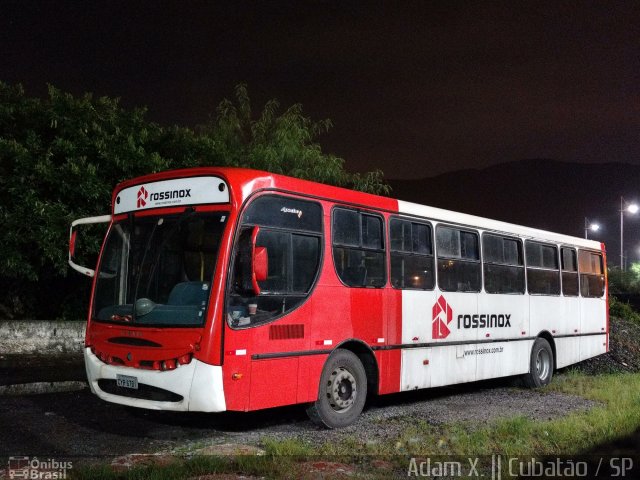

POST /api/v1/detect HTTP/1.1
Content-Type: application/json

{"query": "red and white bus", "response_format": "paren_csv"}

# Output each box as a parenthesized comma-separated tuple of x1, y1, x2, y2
(69, 167, 608, 428)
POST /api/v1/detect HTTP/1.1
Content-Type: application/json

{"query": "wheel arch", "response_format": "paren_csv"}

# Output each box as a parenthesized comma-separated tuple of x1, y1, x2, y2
(535, 330, 557, 370)
(334, 339, 380, 396)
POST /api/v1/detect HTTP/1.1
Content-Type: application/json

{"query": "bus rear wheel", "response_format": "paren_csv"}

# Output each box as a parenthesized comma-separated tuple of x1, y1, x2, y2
(523, 337, 554, 388)
(306, 349, 367, 428)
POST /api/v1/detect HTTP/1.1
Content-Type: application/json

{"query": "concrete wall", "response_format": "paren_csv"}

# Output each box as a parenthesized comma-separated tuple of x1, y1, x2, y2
(0, 320, 85, 355)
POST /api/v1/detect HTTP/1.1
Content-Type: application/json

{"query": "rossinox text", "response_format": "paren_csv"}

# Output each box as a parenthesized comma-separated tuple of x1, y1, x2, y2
(150, 189, 191, 201)
(457, 314, 512, 329)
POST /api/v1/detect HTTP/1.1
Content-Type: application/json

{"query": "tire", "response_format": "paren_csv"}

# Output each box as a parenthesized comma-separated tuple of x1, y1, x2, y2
(522, 337, 554, 388)
(306, 349, 367, 429)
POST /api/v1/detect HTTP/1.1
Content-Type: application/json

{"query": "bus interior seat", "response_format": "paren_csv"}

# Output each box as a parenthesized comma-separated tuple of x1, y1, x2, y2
(167, 281, 209, 306)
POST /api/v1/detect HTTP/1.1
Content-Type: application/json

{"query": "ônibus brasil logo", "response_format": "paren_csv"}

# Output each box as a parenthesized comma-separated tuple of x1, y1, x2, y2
(432, 295, 453, 339)
(137, 186, 148, 208)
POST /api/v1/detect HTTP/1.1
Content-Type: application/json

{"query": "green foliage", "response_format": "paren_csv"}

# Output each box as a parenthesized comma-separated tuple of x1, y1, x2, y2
(609, 296, 640, 324)
(0, 82, 389, 318)
(201, 84, 390, 193)
(608, 264, 640, 294)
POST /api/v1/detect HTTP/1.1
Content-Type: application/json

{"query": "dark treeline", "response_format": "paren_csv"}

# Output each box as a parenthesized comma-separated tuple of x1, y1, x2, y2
(0, 83, 389, 319)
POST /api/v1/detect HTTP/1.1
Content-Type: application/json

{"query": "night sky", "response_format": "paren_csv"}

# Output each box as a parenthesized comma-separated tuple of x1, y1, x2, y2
(2, 1, 639, 179)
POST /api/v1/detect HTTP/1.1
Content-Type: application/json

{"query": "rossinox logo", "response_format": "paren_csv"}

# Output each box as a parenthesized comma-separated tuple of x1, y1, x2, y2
(432, 295, 512, 338)
(432, 295, 453, 339)
(137, 186, 148, 208)
(150, 189, 191, 201)
(135, 185, 192, 208)
(457, 313, 512, 329)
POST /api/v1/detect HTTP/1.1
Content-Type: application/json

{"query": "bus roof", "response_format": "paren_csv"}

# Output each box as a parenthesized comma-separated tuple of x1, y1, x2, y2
(113, 166, 604, 251)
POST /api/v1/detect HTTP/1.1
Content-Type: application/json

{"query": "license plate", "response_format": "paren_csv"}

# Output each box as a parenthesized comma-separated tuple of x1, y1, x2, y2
(116, 374, 138, 390)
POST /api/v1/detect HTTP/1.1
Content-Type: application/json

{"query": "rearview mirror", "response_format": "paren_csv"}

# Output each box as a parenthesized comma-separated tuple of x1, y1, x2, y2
(68, 215, 112, 277)
(237, 226, 269, 295)
(249, 226, 268, 294)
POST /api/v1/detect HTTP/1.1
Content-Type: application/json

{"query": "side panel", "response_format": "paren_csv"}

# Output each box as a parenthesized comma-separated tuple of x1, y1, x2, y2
(377, 349, 402, 394)
(429, 343, 478, 388)
(378, 286, 403, 395)
(558, 296, 581, 335)
(350, 288, 385, 349)
(222, 329, 252, 411)
(530, 295, 564, 335)
(475, 339, 533, 380)
(401, 347, 431, 390)
(476, 294, 528, 340)
(249, 358, 300, 410)
(473, 294, 529, 381)
(555, 336, 581, 369)
(581, 297, 607, 334)
(399, 291, 478, 391)
(400, 290, 438, 344)
(297, 354, 329, 403)
(580, 333, 607, 362)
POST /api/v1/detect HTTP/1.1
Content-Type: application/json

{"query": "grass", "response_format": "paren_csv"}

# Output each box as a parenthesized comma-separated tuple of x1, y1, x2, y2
(312, 371, 640, 457)
(71, 371, 640, 478)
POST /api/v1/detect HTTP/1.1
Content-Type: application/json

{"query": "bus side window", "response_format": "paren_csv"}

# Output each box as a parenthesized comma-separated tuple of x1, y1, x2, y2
(332, 208, 386, 288)
(526, 241, 560, 295)
(390, 218, 434, 290)
(578, 250, 605, 298)
(482, 234, 525, 294)
(436, 226, 481, 292)
(561, 247, 579, 296)
(228, 195, 323, 327)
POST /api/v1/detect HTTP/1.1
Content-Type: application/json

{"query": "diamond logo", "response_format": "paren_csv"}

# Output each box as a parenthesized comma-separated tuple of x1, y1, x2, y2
(137, 186, 148, 208)
(432, 295, 453, 339)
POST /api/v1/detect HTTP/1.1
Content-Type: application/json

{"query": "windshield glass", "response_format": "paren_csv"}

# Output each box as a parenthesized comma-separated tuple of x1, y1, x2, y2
(93, 211, 228, 326)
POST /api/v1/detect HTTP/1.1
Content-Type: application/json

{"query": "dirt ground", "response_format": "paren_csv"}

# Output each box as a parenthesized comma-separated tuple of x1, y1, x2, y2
(1, 314, 639, 467)
(0, 375, 596, 467)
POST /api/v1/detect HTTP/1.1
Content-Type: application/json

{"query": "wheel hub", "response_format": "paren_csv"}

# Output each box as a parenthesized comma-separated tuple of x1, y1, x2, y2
(326, 366, 357, 411)
(536, 349, 550, 380)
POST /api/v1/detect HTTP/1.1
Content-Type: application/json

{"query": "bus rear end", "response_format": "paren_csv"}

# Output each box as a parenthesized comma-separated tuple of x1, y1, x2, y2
(76, 172, 233, 411)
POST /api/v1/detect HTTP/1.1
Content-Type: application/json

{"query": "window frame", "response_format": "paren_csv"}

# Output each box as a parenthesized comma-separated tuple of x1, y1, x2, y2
(525, 240, 561, 296)
(578, 249, 605, 298)
(481, 232, 525, 295)
(435, 224, 482, 293)
(389, 216, 435, 291)
(226, 193, 324, 329)
(331, 206, 387, 288)
(560, 246, 580, 297)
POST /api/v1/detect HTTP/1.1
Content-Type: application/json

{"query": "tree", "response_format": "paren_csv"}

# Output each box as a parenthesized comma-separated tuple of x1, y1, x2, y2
(202, 84, 389, 193)
(0, 82, 389, 318)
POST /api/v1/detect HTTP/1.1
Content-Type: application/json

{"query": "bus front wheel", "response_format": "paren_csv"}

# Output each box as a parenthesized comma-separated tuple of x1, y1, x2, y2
(523, 337, 554, 388)
(306, 348, 367, 428)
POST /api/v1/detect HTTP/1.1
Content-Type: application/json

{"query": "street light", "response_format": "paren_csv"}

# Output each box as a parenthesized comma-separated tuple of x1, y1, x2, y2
(620, 196, 639, 270)
(584, 217, 600, 239)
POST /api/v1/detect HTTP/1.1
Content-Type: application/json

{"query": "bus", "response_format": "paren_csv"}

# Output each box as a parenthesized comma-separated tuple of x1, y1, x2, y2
(69, 167, 608, 428)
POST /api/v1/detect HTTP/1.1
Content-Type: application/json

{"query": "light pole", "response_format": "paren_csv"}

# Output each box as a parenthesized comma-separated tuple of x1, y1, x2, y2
(620, 196, 639, 270)
(584, 218, 600, 239)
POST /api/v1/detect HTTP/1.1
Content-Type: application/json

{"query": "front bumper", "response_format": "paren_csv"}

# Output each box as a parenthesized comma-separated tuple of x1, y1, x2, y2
(84, 347, 226, 412)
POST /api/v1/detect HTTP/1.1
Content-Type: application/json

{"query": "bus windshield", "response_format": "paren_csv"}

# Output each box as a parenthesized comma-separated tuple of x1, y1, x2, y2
(93, 211, 228, 327)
